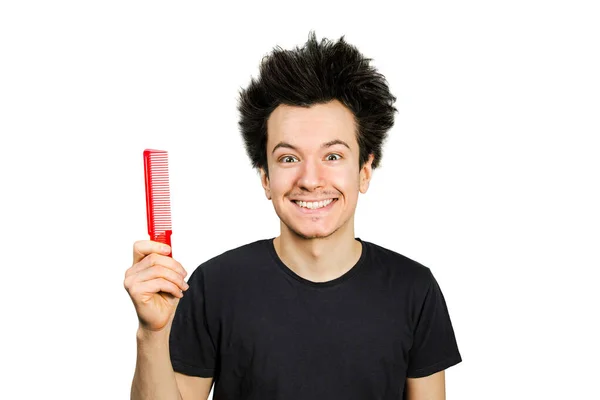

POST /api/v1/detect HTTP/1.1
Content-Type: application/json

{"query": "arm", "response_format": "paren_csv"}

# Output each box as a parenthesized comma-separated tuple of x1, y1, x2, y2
(405, 370, 446, 400)
(175, 372, 213, 400)
(131, 327, 183, 400)
(405, 269, 461, 399)
(131, 328, 213, 400)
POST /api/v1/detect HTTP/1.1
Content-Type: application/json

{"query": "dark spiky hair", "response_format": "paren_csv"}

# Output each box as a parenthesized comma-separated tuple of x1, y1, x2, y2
(237, 31, 398, 176)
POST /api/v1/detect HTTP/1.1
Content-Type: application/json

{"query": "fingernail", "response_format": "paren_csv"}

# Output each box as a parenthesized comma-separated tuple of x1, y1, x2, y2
(162, 245, 171, 253)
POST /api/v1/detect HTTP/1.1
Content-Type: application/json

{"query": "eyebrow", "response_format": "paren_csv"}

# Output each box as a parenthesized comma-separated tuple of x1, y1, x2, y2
(271, 139, 350, 154)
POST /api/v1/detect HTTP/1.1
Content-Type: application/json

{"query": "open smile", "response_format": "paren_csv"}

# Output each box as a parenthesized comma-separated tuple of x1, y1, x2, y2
(290, 198, 338, 213)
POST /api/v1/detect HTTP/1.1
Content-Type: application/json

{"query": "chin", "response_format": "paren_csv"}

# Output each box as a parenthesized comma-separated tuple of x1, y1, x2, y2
(274, 202, 349, 240)
(293, 231, 335, 240)
(285, 222, 341, 240)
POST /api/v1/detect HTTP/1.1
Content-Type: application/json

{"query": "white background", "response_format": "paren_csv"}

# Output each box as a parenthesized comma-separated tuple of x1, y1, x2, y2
(1, 1, 598, 399)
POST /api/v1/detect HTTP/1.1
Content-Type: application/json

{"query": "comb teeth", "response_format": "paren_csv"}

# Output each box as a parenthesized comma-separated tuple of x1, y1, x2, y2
(143, 149, 172, 244)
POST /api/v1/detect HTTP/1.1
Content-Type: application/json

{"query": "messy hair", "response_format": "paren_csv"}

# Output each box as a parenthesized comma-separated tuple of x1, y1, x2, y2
(237, 31, 397, 176)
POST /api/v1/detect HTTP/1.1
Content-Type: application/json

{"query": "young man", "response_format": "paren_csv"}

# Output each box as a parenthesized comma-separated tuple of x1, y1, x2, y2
(126, 32, 462, 400)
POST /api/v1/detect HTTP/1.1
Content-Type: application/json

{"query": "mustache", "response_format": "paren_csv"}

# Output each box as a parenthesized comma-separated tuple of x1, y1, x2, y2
(287, 192, 340, 198)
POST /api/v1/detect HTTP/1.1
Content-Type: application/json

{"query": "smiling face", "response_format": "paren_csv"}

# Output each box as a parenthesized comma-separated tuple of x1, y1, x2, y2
(261, 100, 374, 240)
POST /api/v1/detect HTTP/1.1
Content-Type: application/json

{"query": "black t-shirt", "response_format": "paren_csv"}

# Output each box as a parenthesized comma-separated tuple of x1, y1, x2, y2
(169, 238, 462, 399)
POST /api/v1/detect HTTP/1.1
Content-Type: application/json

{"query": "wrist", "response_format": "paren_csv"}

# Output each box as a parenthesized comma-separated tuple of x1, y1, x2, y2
(136, 324, 171, 343)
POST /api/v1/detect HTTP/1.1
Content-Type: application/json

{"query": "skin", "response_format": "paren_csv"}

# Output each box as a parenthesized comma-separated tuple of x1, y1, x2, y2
(126, 99, 446, 399)
(261, 99, 373, 282)
(406, 371, 446, 399)
(262, 99, 447, 398)
(126, 242, 214, 399)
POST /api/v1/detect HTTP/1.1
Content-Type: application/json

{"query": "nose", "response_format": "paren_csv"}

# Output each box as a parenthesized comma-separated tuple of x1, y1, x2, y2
(297, 158, 325, 191)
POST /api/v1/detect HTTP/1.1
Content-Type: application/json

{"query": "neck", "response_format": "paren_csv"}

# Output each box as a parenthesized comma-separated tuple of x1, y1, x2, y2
(273, 218, 362, 283)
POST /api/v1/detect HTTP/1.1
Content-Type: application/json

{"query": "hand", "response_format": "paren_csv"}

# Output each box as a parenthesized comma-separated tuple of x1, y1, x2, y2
(124, 240, 189, 333)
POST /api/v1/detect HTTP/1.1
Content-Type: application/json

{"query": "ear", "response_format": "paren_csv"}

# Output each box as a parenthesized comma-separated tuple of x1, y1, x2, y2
(260, 167, 272, 200)
(359, 154, 374, 194)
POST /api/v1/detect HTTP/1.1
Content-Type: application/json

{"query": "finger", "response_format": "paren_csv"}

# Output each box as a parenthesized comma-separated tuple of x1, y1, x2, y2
(128, 253, 187, 279)
(135, 265, 189, 291)
(152, 278, 184, 298)
(135, 278, 184, 299)
(133, 240, 171, 264)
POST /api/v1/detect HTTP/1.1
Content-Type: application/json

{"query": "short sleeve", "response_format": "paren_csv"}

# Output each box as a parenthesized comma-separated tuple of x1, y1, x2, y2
(406, 269, 462, 378)
(169, 266, 216, 377)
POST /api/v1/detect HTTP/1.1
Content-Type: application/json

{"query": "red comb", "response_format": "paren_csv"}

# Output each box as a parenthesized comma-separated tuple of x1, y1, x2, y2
(143, 149, 173, 257)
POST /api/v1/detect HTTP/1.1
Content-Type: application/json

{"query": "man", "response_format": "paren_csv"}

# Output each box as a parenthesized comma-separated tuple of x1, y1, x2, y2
(125, 31, 462, 400)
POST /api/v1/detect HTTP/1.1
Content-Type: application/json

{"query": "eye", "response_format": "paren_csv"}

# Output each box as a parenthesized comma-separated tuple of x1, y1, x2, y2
(326, 153, 342, 161)
(279, 155, 299, 163)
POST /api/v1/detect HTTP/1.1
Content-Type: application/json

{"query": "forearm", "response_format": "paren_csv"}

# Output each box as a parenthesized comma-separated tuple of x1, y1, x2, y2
(131, 327, 182, 400)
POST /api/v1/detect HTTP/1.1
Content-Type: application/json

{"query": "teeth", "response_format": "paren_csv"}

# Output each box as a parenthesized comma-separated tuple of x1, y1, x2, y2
(295, 199, 334, 209)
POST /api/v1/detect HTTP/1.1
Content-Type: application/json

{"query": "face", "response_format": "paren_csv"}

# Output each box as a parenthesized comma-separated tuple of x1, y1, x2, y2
(261, 100, 374, 240)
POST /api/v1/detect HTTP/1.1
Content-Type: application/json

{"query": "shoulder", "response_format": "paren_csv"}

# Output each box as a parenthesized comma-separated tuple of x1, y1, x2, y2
(187, 238, 271, 283)
(205, 238, 270, 267)
(362, 239, 435, 287)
